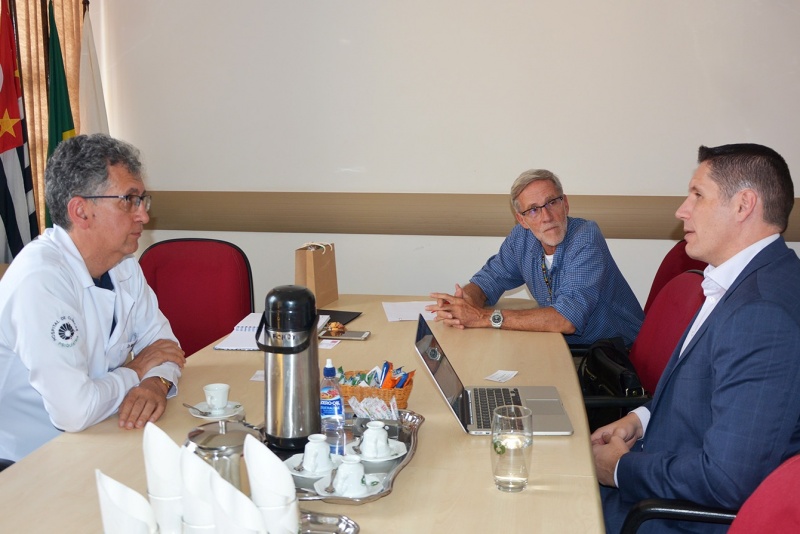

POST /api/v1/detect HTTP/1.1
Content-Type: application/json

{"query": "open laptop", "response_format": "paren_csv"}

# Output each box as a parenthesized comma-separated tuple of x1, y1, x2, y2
(413, 314, 573, 436)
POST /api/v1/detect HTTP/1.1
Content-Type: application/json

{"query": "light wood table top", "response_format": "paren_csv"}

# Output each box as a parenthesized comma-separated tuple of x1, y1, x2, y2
(0, 295, 602, 533)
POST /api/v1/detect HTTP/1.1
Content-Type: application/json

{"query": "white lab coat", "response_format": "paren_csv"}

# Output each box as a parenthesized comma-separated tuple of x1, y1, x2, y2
(0, 226, 180, 461)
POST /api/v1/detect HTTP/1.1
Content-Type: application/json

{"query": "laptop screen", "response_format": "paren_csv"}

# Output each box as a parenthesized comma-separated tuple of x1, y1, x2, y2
(415, 315, 466, 413)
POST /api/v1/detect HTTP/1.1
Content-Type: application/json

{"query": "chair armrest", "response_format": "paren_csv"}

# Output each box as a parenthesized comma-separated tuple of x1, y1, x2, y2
(569, 344, 591, 358)
(583, 395, 649, 410)
(620, 498, 737, 534)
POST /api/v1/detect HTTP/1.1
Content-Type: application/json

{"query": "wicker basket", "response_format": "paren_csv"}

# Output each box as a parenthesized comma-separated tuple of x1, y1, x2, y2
(340, 370, 414, 409)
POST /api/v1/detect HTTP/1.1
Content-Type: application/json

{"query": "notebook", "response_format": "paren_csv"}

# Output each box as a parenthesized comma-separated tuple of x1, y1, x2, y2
(214, 313, 330, 350)
(413, 314, 573, 436)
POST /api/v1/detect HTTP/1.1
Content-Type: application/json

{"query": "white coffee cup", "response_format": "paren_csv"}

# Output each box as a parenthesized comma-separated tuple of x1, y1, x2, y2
(333, 455, 367, 497)
(361, 421, 392, 459)
(203, 383, 230, 414)
(302, 434, 334, 473)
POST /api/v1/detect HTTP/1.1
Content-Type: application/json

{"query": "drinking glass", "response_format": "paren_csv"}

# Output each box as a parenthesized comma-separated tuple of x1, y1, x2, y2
(490, 405, 533, 492)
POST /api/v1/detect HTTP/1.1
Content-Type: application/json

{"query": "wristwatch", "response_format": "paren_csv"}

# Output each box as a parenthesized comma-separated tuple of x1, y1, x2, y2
(157, 376, 173, 393)
(490, 309, 504, 329)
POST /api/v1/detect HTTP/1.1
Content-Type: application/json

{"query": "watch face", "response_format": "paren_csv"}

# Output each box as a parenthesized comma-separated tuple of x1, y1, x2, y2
(491, 311, 502, 326)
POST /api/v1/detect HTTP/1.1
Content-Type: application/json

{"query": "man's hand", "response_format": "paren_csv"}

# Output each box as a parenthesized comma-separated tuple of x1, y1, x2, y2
(118, 376, 169, 430)
(427, 283, 488, 329)
(590, 412, 643, 447)
(590, 413, 643, 487)
(124, 339, 185, 380)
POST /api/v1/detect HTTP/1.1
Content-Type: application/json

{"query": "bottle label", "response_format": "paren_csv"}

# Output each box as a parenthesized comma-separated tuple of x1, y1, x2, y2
(320, 386, 343, 417)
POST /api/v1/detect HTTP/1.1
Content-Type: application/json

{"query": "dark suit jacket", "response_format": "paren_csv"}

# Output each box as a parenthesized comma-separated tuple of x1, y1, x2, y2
(602, 237, 800, 534)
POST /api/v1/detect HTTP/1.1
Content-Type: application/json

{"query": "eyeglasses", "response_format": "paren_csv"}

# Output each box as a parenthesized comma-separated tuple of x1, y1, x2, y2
(519, 196, 564, 219)
(81, 194, 152, 213)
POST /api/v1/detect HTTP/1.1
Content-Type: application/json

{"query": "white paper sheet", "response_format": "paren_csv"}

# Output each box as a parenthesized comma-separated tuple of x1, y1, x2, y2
(484, 370, 518, 383)
(382, 301, 437, 322)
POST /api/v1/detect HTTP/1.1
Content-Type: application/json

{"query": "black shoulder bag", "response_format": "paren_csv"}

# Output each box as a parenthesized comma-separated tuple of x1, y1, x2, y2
(578, 337, 645, 398)
(578, 337, 646, 430)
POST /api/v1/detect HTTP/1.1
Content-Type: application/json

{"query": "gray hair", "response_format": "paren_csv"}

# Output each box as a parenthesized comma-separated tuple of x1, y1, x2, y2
(45, 134, 144, 229)
(510, 169, 563, 212)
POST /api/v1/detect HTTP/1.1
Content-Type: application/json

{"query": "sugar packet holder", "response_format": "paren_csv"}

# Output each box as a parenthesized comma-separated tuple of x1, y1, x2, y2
(348, 396, 399, 420)
(340, 363, 414, 390)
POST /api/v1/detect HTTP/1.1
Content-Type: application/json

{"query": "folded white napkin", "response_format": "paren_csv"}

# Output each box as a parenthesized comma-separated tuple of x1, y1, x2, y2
(181, 446, 216, 529)
(95, 469, 158, 534)
(142, 422, 184, 534)
(210, 471, 267, 534)
(243, 434, 300, 534)
(143, 422, 182, 497)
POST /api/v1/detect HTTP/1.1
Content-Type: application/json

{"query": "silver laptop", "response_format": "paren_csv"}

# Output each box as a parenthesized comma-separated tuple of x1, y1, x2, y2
(414, 315, 573, 436)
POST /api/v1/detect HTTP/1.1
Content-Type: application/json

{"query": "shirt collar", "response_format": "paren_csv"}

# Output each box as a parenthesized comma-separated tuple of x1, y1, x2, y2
(703, 233, 780, 293)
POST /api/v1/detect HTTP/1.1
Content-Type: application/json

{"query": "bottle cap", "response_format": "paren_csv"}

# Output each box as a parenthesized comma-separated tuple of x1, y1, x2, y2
(323, 358, 336, 378)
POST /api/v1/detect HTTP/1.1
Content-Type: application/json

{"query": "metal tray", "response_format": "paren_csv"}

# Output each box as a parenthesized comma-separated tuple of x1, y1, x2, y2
(297, 410, 424, 505)
(300, 510, 360, 533)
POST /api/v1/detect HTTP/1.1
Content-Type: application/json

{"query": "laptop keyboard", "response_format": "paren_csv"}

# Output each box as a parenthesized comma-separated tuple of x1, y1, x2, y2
(473, 387, 522, 429)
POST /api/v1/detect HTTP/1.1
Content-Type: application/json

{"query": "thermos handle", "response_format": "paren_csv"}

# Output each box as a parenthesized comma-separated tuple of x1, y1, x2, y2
(255, 312, 312, 353)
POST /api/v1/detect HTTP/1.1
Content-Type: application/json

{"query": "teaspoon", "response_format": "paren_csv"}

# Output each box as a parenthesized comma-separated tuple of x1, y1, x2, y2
(182, 403, 211, 416)
(324, 468, 338, 494)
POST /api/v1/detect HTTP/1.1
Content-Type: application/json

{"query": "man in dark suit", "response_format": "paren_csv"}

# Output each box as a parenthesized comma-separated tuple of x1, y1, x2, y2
(592, 143, 800, 533)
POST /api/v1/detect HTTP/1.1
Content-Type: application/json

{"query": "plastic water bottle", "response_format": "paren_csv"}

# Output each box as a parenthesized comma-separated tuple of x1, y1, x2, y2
(320, 358, 345, 454)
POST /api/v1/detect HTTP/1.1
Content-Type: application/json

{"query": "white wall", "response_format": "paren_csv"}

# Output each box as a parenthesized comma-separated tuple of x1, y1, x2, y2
(95, 1, 800, 195)
(137, 230, 677, 308)
(91, 1, 800, 306)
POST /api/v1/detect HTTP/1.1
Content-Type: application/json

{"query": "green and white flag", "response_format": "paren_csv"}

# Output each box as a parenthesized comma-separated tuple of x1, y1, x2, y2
(46, 0, 76, 228)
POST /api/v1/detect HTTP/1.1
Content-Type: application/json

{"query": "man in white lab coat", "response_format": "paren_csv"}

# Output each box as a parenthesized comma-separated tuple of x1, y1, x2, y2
(0, 134, 185, 463)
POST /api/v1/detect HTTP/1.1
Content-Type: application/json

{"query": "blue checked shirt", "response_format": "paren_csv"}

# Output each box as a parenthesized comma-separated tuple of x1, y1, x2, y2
(470, 217, 643, 346)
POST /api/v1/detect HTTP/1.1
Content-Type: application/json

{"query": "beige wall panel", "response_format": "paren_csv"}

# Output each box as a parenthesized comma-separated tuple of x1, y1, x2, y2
(145, 192, 800, 241)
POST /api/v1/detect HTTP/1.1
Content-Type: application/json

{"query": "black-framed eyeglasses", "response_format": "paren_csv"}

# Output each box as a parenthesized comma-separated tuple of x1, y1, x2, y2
(81, 194, 152, 213)
(519, 196, 564, 219)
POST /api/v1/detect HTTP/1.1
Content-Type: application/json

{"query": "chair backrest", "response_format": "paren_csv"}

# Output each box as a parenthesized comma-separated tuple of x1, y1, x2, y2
(643, 240, 707, 314)
(629, 270, 704, 394)
(729, 455, 800, 533)
(139, 238, 254, 356)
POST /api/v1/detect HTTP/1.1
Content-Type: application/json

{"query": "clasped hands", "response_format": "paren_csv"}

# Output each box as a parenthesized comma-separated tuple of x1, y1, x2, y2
(118, 339, 185, 430)
(591, 412, 643, 487)
(427, 283, 487, 329)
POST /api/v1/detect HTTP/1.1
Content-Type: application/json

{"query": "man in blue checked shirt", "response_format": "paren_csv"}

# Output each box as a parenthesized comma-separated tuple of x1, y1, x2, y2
(427, 169, 643, 346)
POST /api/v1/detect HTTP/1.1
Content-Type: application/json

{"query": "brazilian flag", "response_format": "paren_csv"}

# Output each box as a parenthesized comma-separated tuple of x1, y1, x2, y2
(45, 0, 76, 228)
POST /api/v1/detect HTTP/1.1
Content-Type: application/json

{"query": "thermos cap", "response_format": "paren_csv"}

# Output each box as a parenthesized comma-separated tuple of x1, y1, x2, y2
(264, 285, 317, 331)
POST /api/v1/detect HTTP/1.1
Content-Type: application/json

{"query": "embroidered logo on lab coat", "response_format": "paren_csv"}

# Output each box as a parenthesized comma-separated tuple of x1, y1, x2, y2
(51, 316, 79, 347)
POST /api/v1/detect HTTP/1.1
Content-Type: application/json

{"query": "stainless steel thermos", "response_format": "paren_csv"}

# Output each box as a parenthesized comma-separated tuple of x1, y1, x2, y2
(256, 285, 321, 450)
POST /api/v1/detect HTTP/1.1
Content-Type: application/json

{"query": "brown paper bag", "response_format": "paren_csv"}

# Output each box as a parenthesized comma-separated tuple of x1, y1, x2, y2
(295, 242, 339, 307)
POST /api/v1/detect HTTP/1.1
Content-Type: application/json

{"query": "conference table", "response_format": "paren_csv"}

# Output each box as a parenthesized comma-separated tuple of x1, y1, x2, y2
(0, 295, 603, 533)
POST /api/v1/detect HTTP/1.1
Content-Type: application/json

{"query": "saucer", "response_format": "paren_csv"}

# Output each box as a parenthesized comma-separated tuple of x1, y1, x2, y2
(312, 473, 384, 498)
(345, 438, 408, 462)
(189, 401, 244, 420)
(284, 453, 344, 479)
